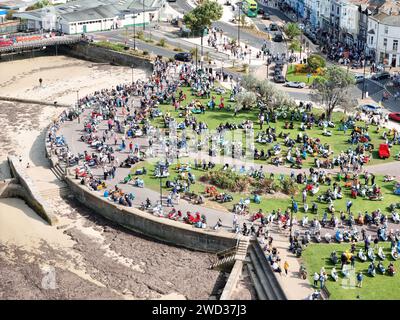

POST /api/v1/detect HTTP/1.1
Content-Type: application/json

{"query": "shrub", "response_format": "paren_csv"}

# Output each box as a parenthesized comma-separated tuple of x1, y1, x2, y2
(281, 179, 299, 195)
(201, 171, 253, 193)
(136, 30, 145, 40)
(294, 64, 306, 74)
(307, 54, 326, 73)
(157, 38, 166, 47)
(142, 50, 149, 56)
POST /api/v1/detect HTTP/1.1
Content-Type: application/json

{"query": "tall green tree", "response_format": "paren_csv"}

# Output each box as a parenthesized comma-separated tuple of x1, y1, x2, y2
(312, 66, 355, 120)
(284, 22, 301, 40)
(26, 0, 50, 11)
(183, 0, 223, 63)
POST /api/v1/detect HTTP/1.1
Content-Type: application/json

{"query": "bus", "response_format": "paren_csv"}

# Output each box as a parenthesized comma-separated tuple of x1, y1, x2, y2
(242, 0, 258, 18)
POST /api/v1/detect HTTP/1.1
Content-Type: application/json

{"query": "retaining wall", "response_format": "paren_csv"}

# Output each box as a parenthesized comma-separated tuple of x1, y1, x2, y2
(60, 42, 154, 70)
(65, 176, 237, 253)
(220, 260, 244, 300)
(7, 156, 58, 225)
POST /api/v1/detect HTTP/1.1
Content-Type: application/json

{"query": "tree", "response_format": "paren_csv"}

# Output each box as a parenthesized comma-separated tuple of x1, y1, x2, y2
(284, 22, 301, 40)
(312, 66, 355, 120)
(307, 54, 326, 73)
(183, 0, 223, 63)
(241, 74, 259, 92)
(236, 91, 257, 110)
(289, 39, 301, 52)
(5, 10, 16, 20)
(26, 0, 50, 11)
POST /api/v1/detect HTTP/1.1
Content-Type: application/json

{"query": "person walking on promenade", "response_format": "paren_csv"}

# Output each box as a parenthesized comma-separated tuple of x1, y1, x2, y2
(356, 272, 363, 288)
(284, 261, 289, 276)
(313, 272, 319, 287)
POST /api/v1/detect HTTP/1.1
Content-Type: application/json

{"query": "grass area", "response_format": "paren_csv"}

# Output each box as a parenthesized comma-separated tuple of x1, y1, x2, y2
(303, 242, 400, 300)
(285, 64, 322, 85)
(151, 85, 400, 167)
(133, 162, 399, 221)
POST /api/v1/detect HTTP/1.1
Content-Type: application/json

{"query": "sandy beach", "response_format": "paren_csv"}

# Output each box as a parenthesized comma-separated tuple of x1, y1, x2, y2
(0, 55, 223, 300)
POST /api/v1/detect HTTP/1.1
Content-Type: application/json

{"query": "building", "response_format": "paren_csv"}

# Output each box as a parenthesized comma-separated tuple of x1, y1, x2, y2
(0, 0, 38, 12)
(367, 10, 400, 67)
(0, 8, 7, 22)
(12, 0, 167, 34)
(338, 0, 361, 45)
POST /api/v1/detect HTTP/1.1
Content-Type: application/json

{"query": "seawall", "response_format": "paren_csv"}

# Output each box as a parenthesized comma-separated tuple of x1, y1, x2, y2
(65, 175, 237, 253)
(7, 156, 58, 225)
(60, 42, 154, 70)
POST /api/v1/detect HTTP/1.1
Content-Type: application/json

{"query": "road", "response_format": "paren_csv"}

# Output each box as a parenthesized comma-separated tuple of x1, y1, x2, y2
(93, 0, 397, 109)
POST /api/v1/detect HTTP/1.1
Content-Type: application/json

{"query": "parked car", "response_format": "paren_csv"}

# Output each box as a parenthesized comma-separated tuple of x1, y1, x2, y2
(371, 71, 390, 81)
(273, 33, 283, 42)
(378, 144, 390, 159)
(285, 81, 306, 88)
(389, 112, 400, 122)
(258, 8, 265, 14)
(360, 103, 382, 114)
(304, 31, 318, 44)
(354, 74, 365, 83)
(174, 52, 192, 62)
(269, 23, 279, 31)
(274, 74, 286, 83)
(261, 12, 270, 19)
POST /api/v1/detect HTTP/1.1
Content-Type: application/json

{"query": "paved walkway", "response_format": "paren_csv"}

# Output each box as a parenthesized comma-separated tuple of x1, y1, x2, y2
(258, 224, 314, 300)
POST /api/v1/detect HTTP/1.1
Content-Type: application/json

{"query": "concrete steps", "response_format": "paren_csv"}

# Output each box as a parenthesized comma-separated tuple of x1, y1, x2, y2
(209, 237, 250, 270)
(50, 163, 65, 181)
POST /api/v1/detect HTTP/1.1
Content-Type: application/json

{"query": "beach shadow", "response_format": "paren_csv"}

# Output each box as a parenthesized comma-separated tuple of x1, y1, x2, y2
(29, 127, 51, 168)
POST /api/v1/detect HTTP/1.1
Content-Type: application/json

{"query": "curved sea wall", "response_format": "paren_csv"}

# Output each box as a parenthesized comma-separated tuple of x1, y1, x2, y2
(65, 175, 237, 253)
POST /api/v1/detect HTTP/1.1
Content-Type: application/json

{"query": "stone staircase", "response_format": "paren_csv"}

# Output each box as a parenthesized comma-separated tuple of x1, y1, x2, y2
(50, 163, 66, 181)
(209, 237, 250, 270)
(39, 186, 70, 199)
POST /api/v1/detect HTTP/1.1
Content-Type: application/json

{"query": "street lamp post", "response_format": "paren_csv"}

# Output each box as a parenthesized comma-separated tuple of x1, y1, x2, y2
(266, 58, 270, 79)
(143, 0, 145, 31)
(76, 90, 79, 107)
(238, 5, 241, 46)
(131, 64, 134, 84)
(360, 7, 371, 100)
(299, 24, 304, 62)
(132, 13, 137, 50)
(289, 206, 294, 243)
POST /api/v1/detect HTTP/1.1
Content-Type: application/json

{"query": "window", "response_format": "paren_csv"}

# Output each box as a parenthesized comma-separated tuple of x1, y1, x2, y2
(370, 36, 373, 45)
(337, 7, 339, 14)
(383, 38, 387, 48)
(384, 26, 388, 34)
(394, 40, 399, 51)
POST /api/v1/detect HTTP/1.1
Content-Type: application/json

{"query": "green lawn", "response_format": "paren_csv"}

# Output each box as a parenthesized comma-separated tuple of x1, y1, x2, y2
(285, 64, 322, 85)
(133, 162, 400, 221)
(151, 85, 400, 167)
(303, 242, 400, 300)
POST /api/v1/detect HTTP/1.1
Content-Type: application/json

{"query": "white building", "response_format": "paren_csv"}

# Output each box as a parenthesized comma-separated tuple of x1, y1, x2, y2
(367, 11, 400, 67)
(13, 0, 166, 34)
(338, 0, 360, 45)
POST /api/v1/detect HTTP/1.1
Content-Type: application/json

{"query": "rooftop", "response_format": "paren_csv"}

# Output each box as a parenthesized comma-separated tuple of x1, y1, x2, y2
(373, 11, 400, 25)
(12, 0, 165, 23)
